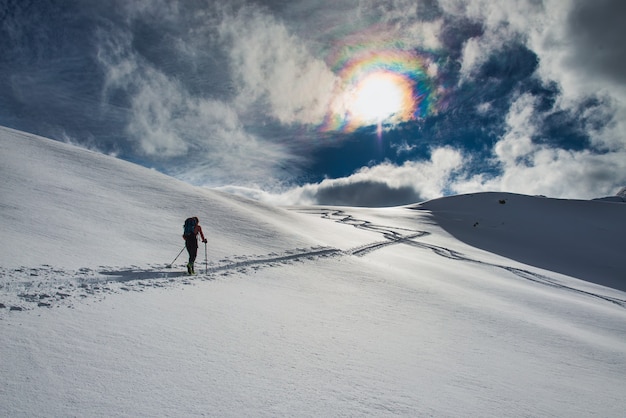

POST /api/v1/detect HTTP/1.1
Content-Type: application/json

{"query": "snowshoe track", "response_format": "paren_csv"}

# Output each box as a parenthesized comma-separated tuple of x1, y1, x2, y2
(0, 246, 341, 314)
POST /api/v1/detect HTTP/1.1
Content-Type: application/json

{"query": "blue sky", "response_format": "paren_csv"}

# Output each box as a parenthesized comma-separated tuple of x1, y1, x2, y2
(1, 0, 625, 206)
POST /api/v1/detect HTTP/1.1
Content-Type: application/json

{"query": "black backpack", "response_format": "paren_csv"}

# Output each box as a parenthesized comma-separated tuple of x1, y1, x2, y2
(183, 217, 197, 237)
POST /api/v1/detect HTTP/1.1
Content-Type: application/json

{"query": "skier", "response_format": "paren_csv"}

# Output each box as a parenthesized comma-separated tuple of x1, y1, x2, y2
(182, 217, 207, 275)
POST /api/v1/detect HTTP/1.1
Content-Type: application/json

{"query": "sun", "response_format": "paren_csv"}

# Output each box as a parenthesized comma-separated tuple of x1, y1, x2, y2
(340, 70, 415, 129)
(348, 72, 404, 122)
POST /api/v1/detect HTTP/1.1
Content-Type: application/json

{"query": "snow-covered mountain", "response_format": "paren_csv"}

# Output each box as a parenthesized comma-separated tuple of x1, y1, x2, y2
(1, 126, 625, 417)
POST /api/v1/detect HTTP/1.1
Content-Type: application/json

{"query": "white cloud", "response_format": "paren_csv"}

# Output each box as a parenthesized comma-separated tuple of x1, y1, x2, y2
(536, 0, 626, 98)
(476, 101, 493, 115)
(437, 0, 545, 83)
(125, 69, 190, 157)
(93, 0, 626, 200)
(369, 0, 444, 50)
(443, 0, 626, 104)
(220, 77, 625, 204)
(454, 145, 626, 199)
(282, 90, 626, 202)
(451, 93, 626, 199)
(439, 0, 544, 33)
(391, 140, 417, 155)
(458, 25, 518, 82)
(96, 22, 291, 186)
(432, 0, 626, 199)
(218, 6, 338, 125)
(217, 1, 444, 128)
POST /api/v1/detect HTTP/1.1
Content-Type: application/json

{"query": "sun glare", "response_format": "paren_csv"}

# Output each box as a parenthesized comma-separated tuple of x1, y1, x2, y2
(321, 49, 435, 134)
(341, 71, 415, 129)
(349, 73, 403, 122)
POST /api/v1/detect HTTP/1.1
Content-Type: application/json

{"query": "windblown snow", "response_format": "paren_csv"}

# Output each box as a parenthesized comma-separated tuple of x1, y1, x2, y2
(1, 126, 625, 417)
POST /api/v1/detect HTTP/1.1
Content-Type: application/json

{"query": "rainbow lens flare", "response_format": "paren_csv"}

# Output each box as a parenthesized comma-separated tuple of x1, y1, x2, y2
(321, 47, 439, 134)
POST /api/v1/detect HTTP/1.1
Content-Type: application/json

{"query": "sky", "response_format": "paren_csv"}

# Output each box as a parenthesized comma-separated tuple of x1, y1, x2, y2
(1, 0, 625, 206)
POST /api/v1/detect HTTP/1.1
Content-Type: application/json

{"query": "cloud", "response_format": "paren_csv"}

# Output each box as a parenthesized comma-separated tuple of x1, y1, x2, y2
(454, 143, 626, 199)
(303, 180, 423, 207)
(218, 6, 338, 125)
(436, 0, 545, 83)
(236, 147, 465, 207)
(218, 1, 445, 128)
(96, 19, 291, 186)
(391, 140, 418, 155)
(520, 0, 626, 107)
(458, 25, 519, 82)
(456, 0, 626, 105)
(450, 93, 626, 199)
(437, 0, 624, 98)
(429, 0, 626, 199)
(566, 0, 626, 86)
(368, 0, 444, 50)
(258, 91, 626, 206)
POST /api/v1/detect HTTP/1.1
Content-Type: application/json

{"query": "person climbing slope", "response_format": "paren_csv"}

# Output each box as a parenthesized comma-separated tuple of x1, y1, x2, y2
(182, 216, 207, 275)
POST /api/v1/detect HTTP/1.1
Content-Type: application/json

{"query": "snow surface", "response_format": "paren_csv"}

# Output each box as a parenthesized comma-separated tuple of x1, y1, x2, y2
(1, 126, 626, 417)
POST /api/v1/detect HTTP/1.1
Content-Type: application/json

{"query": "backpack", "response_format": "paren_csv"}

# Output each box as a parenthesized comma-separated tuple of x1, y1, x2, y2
(183, 217, 197, 237)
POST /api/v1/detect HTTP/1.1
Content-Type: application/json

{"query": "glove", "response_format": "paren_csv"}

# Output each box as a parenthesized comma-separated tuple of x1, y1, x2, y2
(203, 239, 208, 244)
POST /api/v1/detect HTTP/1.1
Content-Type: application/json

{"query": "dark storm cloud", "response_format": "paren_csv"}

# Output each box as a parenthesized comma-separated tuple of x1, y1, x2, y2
(315, 181, 423, 207)
(567, 0, 626, 84)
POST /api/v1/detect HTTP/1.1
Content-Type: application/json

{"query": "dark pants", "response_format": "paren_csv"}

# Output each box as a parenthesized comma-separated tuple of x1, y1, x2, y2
(185, 238, 198, 264)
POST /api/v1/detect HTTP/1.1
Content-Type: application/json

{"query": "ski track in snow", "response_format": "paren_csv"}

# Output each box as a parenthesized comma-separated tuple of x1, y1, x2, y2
(302, 208, 626, 309)
(1, 209, 624, 315)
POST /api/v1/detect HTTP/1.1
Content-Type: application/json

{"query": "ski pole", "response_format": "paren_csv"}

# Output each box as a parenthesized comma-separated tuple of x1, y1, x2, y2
(167, 245, 186, 268)
(204, 241, 208, 274)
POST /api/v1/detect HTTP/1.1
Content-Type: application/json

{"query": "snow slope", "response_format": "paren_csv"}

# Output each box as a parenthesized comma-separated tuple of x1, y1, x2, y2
(1, 126, 626, 417)
(414, 192, 626, 291)
(0, 126, 329, 269)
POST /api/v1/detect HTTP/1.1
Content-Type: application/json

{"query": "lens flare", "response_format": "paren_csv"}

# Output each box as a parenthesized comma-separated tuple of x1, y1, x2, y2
(321, 47, 438, 134)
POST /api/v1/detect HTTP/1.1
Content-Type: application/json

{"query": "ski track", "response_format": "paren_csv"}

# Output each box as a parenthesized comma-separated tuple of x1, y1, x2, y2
(1, 209, 624, 315)
(298, 208, 626, 309)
